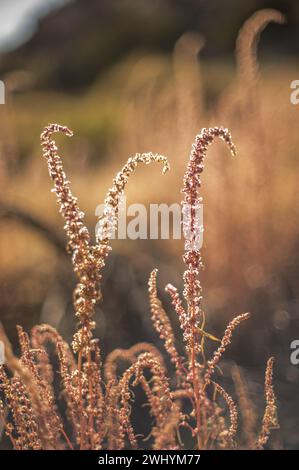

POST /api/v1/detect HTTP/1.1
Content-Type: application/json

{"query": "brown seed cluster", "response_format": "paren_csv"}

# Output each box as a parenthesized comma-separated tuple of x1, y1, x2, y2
(148, 269, 183, 377)
(204, 313, 251, 387)
(257, 357, 279, 449)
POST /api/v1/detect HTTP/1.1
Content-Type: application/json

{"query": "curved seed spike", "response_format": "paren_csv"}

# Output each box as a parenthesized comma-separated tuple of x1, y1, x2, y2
(213, 381, 238, 449)
(117, 352, 177, 450)
(182, 126, 236, 207)
(31, 324, 76, 372)
(204, 313, 250, 387)
(96, 153, 169, 244)
(257, 357, 279, 449)
(217, 10, 285, 119)
(236, 9, 286, 87)
(182, 127, 236, 265)
(104, 341, 164, 382)
(40, 124, 89, 254)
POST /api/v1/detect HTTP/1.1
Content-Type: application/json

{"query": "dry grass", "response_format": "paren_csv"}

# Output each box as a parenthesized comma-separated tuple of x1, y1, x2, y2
(0, 123, 278, 450)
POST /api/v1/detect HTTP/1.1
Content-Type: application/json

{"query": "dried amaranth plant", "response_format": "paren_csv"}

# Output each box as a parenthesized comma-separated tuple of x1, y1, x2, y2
(0, 124, 278, 450)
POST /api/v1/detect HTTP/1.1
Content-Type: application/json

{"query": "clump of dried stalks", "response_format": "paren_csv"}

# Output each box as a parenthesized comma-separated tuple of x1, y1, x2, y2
(0, 123, 279, 450)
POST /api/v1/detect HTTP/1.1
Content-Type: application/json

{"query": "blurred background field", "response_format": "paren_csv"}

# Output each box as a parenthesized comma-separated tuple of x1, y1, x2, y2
(0, 0, 299, 449)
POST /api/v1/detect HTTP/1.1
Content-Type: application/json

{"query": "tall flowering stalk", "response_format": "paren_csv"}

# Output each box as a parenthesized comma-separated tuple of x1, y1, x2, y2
(181, 127, 236, 447)
(41, 124, 103, 355)
(41, 124, 105, 448)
